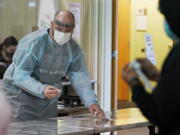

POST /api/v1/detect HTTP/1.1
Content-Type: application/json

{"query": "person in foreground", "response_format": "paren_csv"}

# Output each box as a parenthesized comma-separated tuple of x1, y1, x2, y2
(122, 0, 180, 135)
(0, 92, 11, 135)
(2, 10, 104, 121)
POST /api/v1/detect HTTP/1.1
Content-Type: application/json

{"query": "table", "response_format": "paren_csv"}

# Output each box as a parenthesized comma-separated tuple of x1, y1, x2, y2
(57, 108, 152, 134)
(10, 108, 152, 135)
(9, 120, 94, 135)
(58, 105, 88, 115)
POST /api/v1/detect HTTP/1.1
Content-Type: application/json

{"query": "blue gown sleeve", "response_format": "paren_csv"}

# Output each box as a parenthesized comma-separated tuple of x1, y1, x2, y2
(12, 41, 47, 99)
(67, 50, 97, 107)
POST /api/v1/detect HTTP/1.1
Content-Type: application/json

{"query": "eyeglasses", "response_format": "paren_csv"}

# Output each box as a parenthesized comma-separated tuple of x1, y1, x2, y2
(54, 20, 75, 28)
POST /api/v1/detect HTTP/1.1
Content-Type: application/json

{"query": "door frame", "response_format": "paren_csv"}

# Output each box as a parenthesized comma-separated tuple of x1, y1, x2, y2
(112, 0, 131, 110)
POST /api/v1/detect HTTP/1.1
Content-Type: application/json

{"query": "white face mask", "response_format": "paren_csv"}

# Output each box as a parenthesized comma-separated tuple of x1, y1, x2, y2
(54, 30, 71, 46)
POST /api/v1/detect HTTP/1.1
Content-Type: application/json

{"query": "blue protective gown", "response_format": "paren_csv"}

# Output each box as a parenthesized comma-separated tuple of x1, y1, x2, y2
(2, 29, 97, 120)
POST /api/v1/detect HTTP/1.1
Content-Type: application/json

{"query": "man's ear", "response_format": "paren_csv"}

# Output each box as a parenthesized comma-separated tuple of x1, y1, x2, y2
(50, 21, 54, 39)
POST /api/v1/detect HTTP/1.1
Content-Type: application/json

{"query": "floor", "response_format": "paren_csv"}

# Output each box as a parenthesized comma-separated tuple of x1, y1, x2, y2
(118, 100, 136, 109)
(117, 127, 149, 135)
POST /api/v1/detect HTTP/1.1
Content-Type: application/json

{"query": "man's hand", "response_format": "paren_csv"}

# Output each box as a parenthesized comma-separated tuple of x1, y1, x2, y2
(137, 58, 160, 81)
(88, 104, 105, 119)
(43, 86, 61, 99)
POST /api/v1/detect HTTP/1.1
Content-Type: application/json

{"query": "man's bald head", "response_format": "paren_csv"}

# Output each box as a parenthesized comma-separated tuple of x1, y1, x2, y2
(50, 10, 75, 40)
(54, 10, 75, 25)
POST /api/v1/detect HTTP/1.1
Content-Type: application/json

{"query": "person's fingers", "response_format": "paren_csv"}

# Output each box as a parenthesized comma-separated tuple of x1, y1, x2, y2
(89, 105, 98, 115)
(124, 64, 129, 69)
(122, 66, 132, 82)
(95, 108, 105, 119)
(89, 109, 94, 114)
(47, 90, 56, 94)
(98, 110, 105, 118)
(48, 93, 58, 96)
(136, 58, 149, 67)
(122, 65, 134, 76)
(48, 86, 56, 90)
(47, 89, 61, 94)
(45, 88, 61, 99)
(89, 105, 106, 119)
(56, 89, 61, 94)
(122, 64, 129, 72)
(122, 64, 130, 76)
(47, 94, 58, 99)
(122, 68, 127, 76)
(89, 108, 96, 116)
(48, 93, 60, 98)
(93, 106, 102, 117)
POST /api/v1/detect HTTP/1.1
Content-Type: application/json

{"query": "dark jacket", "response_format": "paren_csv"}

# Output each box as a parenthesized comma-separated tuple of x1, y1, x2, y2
(132, 42, 180, 135)
(159, 0, 180, 38)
